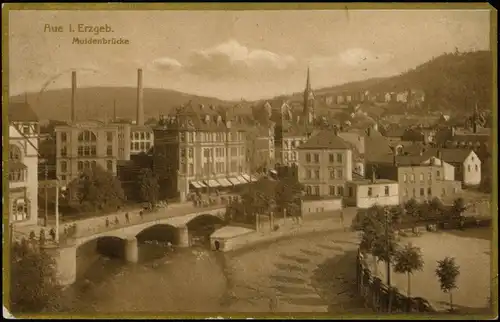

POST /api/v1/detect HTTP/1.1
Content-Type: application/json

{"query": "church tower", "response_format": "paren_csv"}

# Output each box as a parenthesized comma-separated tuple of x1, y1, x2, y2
(303, 67, 315, 125)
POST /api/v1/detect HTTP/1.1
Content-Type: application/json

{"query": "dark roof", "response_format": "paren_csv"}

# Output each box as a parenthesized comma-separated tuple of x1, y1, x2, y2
(348, 179, 397, 185)
(9, 161, 27, 171)
(298, 130, 351, 150)
(8, 102, 39, 122)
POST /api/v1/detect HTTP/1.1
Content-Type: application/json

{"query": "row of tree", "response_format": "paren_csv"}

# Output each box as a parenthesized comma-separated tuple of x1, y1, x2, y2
(359, 204, 461, 312)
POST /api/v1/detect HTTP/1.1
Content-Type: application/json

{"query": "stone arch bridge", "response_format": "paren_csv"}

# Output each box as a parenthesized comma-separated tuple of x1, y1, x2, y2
(46, 205, 227, 286)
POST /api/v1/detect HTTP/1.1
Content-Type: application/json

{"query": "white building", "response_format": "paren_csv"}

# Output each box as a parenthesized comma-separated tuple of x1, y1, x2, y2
(344, 178, 399, 209)
(8, 102, 40, 226)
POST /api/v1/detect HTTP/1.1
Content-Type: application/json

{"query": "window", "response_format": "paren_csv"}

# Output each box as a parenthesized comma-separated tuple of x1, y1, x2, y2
(436, 171, 441, 180)
(305, 153, 310, 163)
(329, 186, 335, 195)
(134, 142, 139, 150)
(442, 188, 446, 196)
(314, 154, 320, 163)
(107, 132, 113, 142)
(60, 146, 67, 157)
(179, 132, 185, 142)
(23, 125, 30, 135)
(348, 187, 354, 197)
(475, 164, 479, 172)
(188, 148, 193, 158)
(140, 132, 145, 140)
(240, 147, 245, 156)
(368, 187, 373, 197)
(420, 188, 425, 196)
(337, 186, 344, 196)
(336, 169, 343, 179)
(306, 170, 312, 179)
(306, 186, 312, 195)
(146, 132, 151, 140)
(329, 154, 334, 163)
(330, 170, 335, 179)
(61, 132, 67, 142)
(404, 189, 408, 197)
(130, 143, 134, 150)
(84, 161, 90, 169)
(140, 142, 145, 150)
(61, 175, 66, 181)
(467, 165, 471, 172)
(403, 174, 407, 183)
(313, 186, 320, 196)
(12, 198, 29, 221)
(410, 174, 415, 183)
(336, 153, 343, 163)
(91, 161, 97, 168)
(315, 170, 320, 179)
(9, 145, 22, 161)
(385, 186, 389, 196)
(78, 161, 83, 171)
(419, 173, 424, 182)
(106, 146, 112, 156)
(106, 160, 113, 172)
(427, 187, 432, 196)
(77, 130, 97, 156)
(413, 188, 416, 197)
(146, 143, 151, 150)
(428, 173, 432, 182)
(60, 161, 67, 173)
(9, 169, 25, 182)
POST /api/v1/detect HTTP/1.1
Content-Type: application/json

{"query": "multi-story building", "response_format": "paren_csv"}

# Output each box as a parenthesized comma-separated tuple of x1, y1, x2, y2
(153, 103, 253, 201)
(55, 121, 121, 184)
(246, 121, 275, 172)
(297, 130, 353, 198)
(130, 125, 154, 155)
(372, 155, 462, 204)
(8, 102, 40, 226)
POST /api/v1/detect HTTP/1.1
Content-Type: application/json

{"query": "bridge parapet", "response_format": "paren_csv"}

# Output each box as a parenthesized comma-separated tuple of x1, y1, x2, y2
(57, 205, 227, 247)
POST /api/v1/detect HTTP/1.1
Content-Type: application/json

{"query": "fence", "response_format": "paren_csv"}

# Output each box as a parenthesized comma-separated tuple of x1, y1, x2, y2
(356, 250, 436, 313)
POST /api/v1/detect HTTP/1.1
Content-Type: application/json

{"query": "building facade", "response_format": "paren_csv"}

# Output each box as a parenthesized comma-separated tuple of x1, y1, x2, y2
(153, 103, 254, 201)
(55, 121, 122, 185)
(297, 130, 353, 198)
(8, 102, 40, 226)
(130, 125, 154, 155)
(344, 178, 399, 209)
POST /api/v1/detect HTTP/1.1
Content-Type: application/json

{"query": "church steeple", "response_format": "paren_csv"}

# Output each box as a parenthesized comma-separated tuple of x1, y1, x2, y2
(303, 66, 315, 124)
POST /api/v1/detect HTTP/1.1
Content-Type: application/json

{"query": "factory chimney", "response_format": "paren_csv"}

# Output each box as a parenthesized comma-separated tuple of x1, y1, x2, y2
(71, 71, 77, 123)
(136, 68, 144, 126)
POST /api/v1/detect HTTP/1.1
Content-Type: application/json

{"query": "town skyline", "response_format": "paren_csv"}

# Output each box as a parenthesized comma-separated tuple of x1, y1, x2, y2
(9, 9, 490, 101)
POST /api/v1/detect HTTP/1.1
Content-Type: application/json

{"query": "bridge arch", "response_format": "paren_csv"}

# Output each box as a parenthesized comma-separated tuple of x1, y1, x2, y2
(135, 223, 178, 245)
(186, 213, 226, 245)
(76, 235, 127, 279)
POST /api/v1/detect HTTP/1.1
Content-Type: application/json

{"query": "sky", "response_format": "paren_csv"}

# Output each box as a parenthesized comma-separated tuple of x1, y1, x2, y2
(9, 9, 491, 101)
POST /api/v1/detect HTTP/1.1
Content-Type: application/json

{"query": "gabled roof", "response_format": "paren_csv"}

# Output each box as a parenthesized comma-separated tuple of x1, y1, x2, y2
(8, 102, 39, 122)
(298, 130, 351, 150)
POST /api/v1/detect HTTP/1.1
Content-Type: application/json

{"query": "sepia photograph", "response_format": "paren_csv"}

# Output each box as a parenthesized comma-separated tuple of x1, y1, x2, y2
(3, 3, 497, 319)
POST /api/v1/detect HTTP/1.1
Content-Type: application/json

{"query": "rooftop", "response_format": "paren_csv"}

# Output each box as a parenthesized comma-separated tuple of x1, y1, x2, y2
(298, 130, 351, 150)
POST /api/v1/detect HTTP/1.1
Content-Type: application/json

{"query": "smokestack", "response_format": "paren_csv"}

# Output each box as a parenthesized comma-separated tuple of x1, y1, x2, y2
(113, 99, 117, 122)
(71, 71, 77, 122)
(136, 68, 144, 126)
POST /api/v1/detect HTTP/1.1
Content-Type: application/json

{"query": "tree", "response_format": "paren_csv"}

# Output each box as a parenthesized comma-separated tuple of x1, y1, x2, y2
(450, 197, 467, 219)
(393, 243, 425, 304)
(404, 198, 421, 231)
(138, 168, 160, 206)
(435, 257, 460, 311)
(275, 176, 304, 220)
(10, 239, 61, 313)
(70, 165, 125, 213)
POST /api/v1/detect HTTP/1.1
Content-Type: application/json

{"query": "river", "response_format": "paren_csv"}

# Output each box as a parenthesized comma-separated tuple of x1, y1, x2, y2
(55, 230, 366, 314)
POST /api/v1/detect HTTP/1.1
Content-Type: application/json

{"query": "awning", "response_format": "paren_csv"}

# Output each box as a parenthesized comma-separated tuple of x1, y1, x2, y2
(190, 181, 206, 189)
(205, 179, 221, 188)
(227, 177, 241, 185)
(218, 178, 233, 187)
(10, 162, 27, 171)
(242, 174, 258, 182)
(237, 175, 249, 183)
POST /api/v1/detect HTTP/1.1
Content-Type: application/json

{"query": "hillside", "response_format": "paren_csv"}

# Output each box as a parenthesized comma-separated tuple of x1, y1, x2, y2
(10, 87, 237, 123)
(9, 50, 492, 122)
